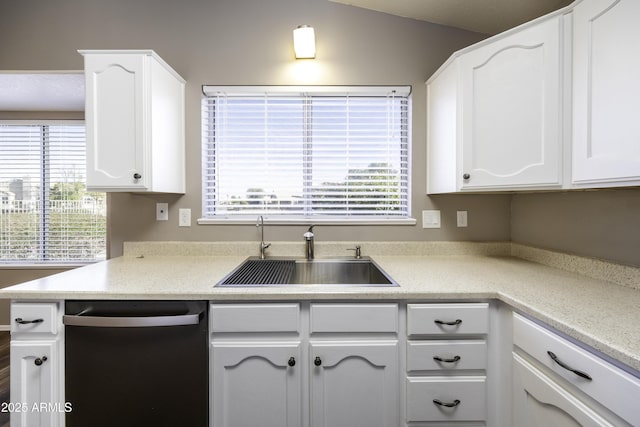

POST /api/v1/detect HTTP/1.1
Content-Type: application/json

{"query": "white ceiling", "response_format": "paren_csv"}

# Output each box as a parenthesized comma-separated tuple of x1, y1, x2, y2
(329, 0, 573, 35)
(0, 73, 85, 112)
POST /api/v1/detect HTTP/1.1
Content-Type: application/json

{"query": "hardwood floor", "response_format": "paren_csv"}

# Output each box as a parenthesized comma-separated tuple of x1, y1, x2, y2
(0, 331, 9, 427)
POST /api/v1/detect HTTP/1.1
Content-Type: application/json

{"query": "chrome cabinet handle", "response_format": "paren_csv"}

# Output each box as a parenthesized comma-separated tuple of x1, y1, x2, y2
(433, 355, 461, 363)
(433, 399, 461, 408)
(15, 318, 44, 324)
(133, 173, 142, 180)
(288, 357, 296, 367)
(463, 173, 470, 180)
(34, 356, 48, 366)
(547, 351, 592, 381)
(314, 356, 322, 366)
(434, 319, 462, 326)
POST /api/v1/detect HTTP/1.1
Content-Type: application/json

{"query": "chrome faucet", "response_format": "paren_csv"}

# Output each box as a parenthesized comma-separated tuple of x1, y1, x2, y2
(303, 225, 315, 260)
(257, 216, 271, 259)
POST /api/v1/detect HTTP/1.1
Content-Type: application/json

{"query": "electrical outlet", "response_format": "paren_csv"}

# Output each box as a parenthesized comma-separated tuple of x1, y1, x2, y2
(156, 203, 169, 221)
(457, 210, 468, 227)
(422, 210, 441, 229)
(179, 208, 191, 227)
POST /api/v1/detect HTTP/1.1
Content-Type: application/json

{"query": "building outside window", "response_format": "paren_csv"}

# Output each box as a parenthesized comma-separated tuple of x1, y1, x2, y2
(0, 122, 106, 263)
(201, 86, 412, 224)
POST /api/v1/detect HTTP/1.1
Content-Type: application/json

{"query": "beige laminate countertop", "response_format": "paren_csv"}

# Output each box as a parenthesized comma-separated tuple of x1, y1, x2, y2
(1, 246, 639, 373)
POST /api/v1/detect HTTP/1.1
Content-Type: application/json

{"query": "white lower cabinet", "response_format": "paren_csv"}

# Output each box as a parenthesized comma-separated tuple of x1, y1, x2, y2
(406, 303, 489, 425)
(309, 341, 398, 427)
(211, 342, 302, 427)
(10, 341, 59, 427)
(513, 353, 615, 427)
(210, 302, 399, 427)
(10, 299, 639, 427)
(512, 313, 640, 426)
(10, 302, 64, 427)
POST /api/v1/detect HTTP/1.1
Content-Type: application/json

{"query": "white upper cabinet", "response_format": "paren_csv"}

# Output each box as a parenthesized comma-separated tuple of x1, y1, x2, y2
(428, 0, 640, 193)
(427, 14, 564, 193)
(572, 0, 640, 187)
(80, 50, 185, 193)
(459, 16, 563, 190)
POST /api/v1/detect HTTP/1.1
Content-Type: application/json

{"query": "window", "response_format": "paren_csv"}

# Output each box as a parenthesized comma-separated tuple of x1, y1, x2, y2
(201, 86, 411, 223)
(0, 122, 106, 263)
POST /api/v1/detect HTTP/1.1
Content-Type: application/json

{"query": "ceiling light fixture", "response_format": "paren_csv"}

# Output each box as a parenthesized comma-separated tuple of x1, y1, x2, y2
(293, 25, 316, 59)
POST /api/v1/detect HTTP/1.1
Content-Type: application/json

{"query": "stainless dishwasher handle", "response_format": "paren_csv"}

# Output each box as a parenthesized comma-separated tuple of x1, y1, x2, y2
(63, 312, 200, 328)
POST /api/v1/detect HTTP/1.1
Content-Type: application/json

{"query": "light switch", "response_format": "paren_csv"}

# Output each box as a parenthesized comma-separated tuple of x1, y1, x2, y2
(179, 208, 191, 227)
(457, 210, 468, 227)
(422, 210, 441, 229)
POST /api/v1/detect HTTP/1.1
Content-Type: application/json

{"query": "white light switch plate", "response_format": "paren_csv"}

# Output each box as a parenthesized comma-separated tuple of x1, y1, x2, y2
(422, 210, 441, 229)
(457, 210, 468, 227)
(179, 208, 191, 227)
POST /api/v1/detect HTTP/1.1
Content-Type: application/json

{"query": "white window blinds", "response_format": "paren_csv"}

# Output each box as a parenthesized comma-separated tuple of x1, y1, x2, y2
(0, 122, 106, 263)
(202, 86, 411, 221)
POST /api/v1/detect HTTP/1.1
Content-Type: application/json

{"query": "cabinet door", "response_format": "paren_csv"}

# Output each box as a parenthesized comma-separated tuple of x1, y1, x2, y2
(310, 341, 398, 427)
(459, 16, 562, 189)
(512, 353, 622, 427)
(84, 53, 147, 190)
(211, 342, 301, 427)
(572, 0, 640, 186)
(10, 340, 59, 427)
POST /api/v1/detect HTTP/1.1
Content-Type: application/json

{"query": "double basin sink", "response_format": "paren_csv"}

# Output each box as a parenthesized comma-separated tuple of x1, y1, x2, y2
(217, 256, 398, 287)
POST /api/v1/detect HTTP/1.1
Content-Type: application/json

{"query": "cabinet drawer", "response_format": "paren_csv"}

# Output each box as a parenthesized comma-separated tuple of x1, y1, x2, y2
(406, 376, 486, 422)
(210, 304, 300, 333)
(513, 313, 640, 426)
(407, 340, 487, 372)
(310, 303, 398, 333)
(407, 303, 488, 336)
(11, 302, 59, 335)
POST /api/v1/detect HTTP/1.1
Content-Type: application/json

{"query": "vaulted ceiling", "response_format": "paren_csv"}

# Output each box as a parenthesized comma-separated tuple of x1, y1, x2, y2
(329, 0, 573, 35)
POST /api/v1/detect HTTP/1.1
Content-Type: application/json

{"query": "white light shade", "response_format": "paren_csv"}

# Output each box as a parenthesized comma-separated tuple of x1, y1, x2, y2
(293, 25, 316, 59)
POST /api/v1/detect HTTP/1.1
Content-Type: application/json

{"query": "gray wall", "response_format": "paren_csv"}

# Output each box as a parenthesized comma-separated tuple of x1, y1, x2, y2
(511, 189, 640, 267)
(0, 0, 513, 259)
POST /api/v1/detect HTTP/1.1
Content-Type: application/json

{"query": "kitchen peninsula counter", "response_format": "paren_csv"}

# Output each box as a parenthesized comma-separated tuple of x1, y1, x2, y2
(1, 241, 639, 373)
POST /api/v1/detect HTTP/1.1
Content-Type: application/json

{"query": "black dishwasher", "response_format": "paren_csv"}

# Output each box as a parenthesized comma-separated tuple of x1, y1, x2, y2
(64, 300, 208, 427)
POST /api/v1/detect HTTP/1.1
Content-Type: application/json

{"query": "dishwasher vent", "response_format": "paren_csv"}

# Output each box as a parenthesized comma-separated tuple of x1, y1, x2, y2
(218, 259, 295, 286)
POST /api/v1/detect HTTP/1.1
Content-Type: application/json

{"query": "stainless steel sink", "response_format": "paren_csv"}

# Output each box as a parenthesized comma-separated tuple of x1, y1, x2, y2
(217, 257, 398, 287)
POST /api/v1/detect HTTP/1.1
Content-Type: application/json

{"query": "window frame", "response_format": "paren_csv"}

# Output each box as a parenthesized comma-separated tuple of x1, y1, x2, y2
(0, 120, 107, 266)
(199, 86, 415, 225)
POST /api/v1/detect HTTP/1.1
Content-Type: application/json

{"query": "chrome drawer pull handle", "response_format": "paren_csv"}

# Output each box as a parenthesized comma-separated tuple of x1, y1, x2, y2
(547, 351, 592, 381)
(433, 355, 461, 363)
(434, 319, 462, 326)
(433, 399, 461, 408)
(34, 356, 47, 366)
(15, 318, 44, 325)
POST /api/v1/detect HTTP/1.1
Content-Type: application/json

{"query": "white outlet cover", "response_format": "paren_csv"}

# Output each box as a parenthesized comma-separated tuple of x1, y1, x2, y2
(422, 210, 441, 229)
(156, 203, 169, 221)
